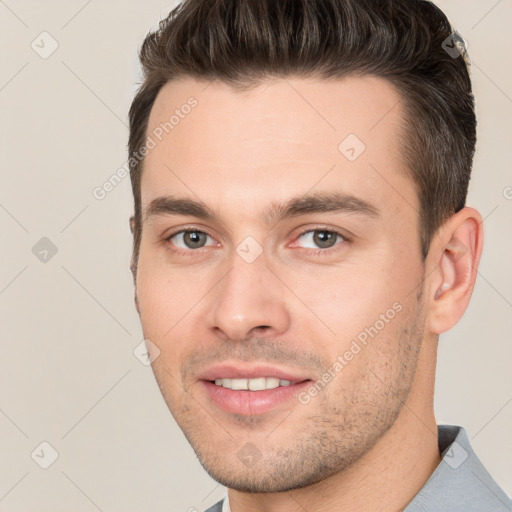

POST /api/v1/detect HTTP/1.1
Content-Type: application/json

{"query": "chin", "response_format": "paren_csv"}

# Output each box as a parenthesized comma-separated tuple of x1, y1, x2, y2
(194, 447, 348, 494)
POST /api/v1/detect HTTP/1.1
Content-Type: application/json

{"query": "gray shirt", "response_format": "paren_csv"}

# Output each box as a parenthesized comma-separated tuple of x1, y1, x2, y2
(203, 425, 512, 511)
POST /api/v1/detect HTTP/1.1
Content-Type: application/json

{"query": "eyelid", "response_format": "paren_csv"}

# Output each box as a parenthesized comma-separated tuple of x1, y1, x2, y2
(164, 226, 218, 251)
(163, 225, 351, 254)
(289, 226, 349, 251)
(165, 224, 214, 239)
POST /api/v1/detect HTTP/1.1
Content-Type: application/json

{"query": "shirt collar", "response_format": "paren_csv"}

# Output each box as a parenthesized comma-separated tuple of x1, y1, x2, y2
(404, 424, 511, 511)
(221, 425, 511, 512)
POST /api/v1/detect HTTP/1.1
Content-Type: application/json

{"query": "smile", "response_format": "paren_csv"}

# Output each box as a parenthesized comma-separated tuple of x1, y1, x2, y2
(213, 377, 297, 390)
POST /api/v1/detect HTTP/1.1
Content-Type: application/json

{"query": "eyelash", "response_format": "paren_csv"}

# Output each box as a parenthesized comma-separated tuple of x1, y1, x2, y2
(164, 226, 349, 257)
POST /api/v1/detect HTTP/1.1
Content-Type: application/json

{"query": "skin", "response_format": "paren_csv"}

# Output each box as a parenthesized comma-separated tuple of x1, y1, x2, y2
(132, 75, 483, 512)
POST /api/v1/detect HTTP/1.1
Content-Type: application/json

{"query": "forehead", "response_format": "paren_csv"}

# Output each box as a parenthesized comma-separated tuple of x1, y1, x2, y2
(141, 75, 417, 222)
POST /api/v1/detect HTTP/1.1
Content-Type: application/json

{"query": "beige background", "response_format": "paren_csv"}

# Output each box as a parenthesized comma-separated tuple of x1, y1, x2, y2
(0, 1, 511, 510)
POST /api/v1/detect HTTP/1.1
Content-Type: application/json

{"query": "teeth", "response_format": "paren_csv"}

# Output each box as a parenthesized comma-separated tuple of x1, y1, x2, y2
(248, 377, 266, 391)
(265, 378, 280, 389)
(229, 378, 248, 390)
(213, 377, 293, 390)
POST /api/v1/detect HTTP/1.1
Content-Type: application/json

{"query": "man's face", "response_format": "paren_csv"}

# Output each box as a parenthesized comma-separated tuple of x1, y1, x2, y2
(135, 75, 428, 492)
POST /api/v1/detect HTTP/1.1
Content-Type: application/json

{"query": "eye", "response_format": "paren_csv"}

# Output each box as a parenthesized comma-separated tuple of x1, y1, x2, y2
(294, 229, 346, 250)
(167, 229, 215, 250)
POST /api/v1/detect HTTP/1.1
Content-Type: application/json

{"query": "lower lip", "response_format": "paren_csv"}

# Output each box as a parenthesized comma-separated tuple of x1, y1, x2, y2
(201, 380, 312, 416)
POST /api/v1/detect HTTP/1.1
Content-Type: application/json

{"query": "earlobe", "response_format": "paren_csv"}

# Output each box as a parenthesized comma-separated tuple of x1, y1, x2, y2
(128, 215, 140, 314)
(129, 216, 137, 285)
(130, 257, 137, 283)
(427, 208, 483, 334)
(134, 289, 141, 315)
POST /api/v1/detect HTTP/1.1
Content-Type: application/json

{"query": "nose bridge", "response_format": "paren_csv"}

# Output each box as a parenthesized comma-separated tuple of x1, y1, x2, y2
(207, 247, 290, 340)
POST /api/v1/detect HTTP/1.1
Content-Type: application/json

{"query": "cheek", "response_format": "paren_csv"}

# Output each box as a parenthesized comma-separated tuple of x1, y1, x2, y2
(285, 251, 420, 360)
(287, 264, 396, 336)
(136, 249, 202, 333)
(136, 276, 172, 334)
(136, 266, 191, 400)
(135, 252, 215, 378)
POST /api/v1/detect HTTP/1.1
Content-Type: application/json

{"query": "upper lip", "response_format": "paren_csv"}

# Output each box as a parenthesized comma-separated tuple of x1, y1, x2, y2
(197, 363, 312, 383)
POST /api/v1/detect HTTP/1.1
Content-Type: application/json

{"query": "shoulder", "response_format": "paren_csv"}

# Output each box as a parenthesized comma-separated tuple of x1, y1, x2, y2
(406, 425, 512, 511)
(202, 498, 224, 512)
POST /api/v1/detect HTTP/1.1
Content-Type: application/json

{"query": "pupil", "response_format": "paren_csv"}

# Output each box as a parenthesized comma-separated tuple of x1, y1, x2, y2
(314, 230, 335, 248)
(185, 231, 205, 248)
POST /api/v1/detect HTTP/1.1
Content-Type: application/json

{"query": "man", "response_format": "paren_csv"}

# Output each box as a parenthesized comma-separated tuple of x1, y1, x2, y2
(127, 0, 511, 510)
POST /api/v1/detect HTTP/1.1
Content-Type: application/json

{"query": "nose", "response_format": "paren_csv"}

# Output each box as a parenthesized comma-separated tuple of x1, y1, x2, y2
(206, 252, 291, 342)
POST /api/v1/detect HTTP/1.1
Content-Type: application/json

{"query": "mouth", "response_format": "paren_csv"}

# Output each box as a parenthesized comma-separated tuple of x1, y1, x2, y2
(197, 364, 313, 416)
(211, 377, 303, 390)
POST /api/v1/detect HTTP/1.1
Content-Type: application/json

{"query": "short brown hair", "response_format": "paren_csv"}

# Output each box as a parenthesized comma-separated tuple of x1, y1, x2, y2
(128, 0, 475, 272)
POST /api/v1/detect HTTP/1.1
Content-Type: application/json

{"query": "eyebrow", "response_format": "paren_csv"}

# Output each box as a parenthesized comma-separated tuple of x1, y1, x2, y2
(143, 191, 381, 226)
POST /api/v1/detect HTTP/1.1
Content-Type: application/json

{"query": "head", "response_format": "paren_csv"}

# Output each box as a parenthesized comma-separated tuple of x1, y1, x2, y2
(128, 0, 483, 493)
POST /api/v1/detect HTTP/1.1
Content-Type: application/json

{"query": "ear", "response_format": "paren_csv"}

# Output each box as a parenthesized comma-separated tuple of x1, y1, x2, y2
(133, 288, 141, 316)
(425, 207, 484, 334)
(129, 215, 141, 315)
(129, 215, 137, 280)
